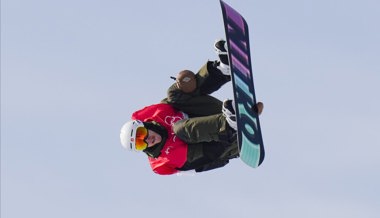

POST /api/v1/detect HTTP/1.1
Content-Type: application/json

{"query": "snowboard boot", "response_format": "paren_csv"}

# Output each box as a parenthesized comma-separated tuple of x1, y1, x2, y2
(223, 100, 264, 130)
(222, 99, 237, 131)
(214, 39, 230, 75)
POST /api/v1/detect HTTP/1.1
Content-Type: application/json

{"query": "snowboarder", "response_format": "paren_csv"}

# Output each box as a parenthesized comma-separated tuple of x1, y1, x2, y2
(120, 39, 263, 175)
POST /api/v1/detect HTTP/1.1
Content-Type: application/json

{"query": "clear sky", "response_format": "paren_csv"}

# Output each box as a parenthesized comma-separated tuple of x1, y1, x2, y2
(2, 0, 380, 217)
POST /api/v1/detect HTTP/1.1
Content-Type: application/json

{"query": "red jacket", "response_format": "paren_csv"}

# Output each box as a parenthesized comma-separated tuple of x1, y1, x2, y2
(131, 103, 188, 175)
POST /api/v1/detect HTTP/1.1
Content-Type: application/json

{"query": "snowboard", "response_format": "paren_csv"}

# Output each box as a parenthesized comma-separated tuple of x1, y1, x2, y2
(220, 0, 265, 168)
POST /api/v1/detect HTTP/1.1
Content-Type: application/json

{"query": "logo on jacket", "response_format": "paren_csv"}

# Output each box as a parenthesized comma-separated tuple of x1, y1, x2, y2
(165, 146, 173, 155)
(164, 115, 183, 126)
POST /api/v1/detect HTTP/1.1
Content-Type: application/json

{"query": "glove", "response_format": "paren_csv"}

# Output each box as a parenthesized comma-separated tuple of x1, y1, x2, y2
(175, 70, 196, 93)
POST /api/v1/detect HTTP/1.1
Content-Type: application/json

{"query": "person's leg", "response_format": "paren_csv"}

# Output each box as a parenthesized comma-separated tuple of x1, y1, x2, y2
(196, 61, 231, 95)
(162, 61, 230, 117)
(173, 113, 235, 144)
(178, 141, 239, 172)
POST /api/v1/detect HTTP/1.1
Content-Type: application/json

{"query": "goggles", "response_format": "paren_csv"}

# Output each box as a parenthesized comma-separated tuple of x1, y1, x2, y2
(135, 127, 149, 151)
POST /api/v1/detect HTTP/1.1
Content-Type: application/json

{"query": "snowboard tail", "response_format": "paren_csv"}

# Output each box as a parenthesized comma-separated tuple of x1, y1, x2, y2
(220, 0, 265, 168)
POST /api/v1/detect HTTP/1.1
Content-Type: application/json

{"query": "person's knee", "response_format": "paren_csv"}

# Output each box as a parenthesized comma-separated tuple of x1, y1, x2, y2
(173, 119, 191, 142)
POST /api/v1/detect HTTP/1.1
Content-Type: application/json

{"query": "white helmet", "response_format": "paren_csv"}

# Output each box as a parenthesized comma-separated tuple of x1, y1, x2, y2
(120, 120, 145, 152)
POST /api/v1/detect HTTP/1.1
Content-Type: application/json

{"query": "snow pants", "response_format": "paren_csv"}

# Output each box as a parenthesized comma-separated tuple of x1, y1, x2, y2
(161, 61, 239, 172)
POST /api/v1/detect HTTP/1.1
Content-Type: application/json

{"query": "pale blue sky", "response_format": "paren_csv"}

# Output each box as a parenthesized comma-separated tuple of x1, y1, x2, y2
(2, 0, 380, 217)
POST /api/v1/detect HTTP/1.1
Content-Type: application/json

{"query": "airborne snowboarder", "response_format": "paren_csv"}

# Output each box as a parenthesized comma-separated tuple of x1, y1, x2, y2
(120, 39, 263, 175)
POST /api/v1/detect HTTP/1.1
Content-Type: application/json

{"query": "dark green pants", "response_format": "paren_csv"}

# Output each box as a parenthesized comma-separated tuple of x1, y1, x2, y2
(173, 114, 227, 143)
(162, 61, 239, 172)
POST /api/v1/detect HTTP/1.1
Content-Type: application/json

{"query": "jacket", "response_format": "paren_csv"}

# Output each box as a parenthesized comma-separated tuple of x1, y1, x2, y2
(131, 103, 188, 175)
